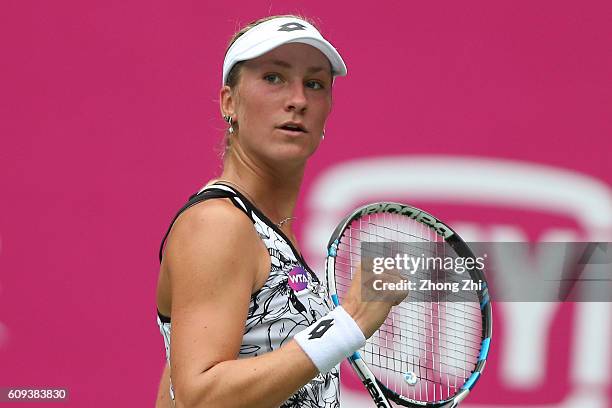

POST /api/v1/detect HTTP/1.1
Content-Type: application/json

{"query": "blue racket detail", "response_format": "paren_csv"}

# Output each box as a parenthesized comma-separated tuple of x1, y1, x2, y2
(479, 338, 491, 361)
(461, 372, 480, 390)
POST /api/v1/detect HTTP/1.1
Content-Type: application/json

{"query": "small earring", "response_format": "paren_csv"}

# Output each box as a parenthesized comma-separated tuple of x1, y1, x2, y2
(321, 129, 325, 140)
(224, 115, 234, 134)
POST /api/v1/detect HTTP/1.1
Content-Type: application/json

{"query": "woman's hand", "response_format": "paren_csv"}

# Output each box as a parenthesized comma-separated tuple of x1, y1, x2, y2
(341, 261, 409, 339)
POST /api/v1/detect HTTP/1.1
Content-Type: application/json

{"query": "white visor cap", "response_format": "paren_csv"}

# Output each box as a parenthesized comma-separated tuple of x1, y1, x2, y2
(222, 17, 347, 86)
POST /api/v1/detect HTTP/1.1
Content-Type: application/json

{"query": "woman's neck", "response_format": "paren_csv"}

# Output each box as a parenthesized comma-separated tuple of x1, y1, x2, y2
(218, 155, 304, 228)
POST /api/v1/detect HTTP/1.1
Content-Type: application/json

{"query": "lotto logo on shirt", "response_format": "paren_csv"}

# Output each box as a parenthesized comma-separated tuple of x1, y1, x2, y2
(287, 267, 308, 292)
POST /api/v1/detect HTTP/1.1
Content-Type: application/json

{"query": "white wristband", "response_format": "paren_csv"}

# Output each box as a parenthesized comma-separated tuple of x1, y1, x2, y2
(293, 306, 366, 374)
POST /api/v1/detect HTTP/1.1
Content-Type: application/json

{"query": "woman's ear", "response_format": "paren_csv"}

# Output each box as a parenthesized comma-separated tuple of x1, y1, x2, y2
(220, 85, 235, 119)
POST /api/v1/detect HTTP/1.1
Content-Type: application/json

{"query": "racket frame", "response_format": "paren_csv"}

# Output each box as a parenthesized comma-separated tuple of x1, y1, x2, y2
(325, 202, 493, 408)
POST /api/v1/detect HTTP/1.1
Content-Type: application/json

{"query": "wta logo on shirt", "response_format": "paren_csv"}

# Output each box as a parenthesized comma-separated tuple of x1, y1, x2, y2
(288, 266, 308, 292)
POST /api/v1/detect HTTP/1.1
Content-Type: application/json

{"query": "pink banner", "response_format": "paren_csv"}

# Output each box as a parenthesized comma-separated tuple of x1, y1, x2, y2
(1, 1, 611, 406)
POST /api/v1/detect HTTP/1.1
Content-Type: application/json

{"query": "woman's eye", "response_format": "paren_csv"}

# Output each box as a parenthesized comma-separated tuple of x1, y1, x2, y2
(306, 80, 324, 90)
(264, 74, 281, 84)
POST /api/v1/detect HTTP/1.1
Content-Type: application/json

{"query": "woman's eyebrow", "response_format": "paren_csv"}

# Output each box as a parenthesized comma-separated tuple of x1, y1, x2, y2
(265, 59, 327, 74)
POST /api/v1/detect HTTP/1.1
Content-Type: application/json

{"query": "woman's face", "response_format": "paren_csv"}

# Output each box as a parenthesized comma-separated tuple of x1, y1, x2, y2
(224, 43, 333, 168)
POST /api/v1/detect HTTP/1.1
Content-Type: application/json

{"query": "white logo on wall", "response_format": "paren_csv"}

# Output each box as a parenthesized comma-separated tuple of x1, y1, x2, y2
(303, 156, 612, 408)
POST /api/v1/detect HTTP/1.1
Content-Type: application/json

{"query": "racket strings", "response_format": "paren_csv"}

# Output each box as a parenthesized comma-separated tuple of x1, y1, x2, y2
(389, 302, 483, 336)
(375, 320, 482, 354)
(334, 212, 483, 403)
(351, 222, 434, 242)
(367, 332, 478, 369)
(376, 300, 483, 336)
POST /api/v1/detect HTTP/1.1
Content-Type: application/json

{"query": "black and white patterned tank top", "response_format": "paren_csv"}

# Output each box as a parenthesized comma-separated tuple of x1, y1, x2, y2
(157, 183, 340, 407)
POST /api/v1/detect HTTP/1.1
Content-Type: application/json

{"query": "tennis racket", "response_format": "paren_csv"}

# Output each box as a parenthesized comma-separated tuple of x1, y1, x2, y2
(325, 202, 492, 407)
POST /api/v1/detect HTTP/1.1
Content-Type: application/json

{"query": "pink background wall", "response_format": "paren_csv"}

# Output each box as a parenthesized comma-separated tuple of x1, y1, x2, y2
(1, 1, 611, 406)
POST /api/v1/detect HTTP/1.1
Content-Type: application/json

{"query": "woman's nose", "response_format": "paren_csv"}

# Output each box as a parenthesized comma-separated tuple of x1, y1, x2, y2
(285, 81, 307, 113)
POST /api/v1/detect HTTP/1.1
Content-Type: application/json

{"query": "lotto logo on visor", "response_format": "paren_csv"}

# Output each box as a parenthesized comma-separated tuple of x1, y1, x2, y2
(278, 22, 306, 32)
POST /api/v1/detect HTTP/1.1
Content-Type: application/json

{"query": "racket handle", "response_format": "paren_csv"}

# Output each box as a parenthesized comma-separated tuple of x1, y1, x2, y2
(349, 354, 393, 408)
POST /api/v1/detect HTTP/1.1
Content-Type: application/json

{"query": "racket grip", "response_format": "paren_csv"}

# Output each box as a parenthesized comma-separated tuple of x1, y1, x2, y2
(349, 354, 393, 408)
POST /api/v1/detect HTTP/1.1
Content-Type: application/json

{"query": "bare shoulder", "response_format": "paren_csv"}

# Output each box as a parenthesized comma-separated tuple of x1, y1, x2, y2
(163, 197, 266, 297)
(165, 199, 257, 268)
(169, 198, 254, 243)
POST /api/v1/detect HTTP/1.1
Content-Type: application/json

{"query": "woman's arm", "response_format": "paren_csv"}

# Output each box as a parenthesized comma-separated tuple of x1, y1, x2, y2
(166, 199, 322, 408)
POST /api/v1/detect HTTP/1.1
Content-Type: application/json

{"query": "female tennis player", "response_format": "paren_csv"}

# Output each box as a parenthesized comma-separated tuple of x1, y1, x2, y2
(155, 15, 405, 407)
